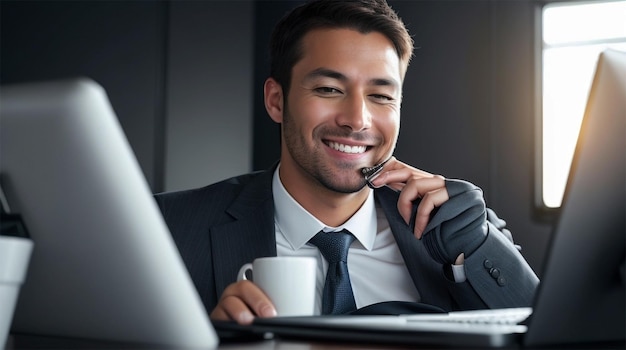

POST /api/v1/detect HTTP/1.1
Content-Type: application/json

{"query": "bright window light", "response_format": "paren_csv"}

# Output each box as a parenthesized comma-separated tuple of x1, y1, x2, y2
(541, 0, 626, 208)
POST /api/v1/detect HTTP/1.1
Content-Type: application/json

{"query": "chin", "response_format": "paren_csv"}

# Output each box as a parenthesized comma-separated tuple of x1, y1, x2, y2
(319, 177, 368, 194)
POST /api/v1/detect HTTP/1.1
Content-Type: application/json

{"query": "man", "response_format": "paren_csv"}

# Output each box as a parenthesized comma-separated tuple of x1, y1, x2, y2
(155, 0, 538, 325)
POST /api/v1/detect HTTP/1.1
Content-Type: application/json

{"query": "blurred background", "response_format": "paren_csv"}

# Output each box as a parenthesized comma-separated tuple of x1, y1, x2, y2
(2, 0, 601, 277)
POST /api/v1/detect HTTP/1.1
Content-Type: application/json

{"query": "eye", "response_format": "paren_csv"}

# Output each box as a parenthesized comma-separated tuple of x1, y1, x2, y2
(314, 87, 342, 95)
(370, 94, 394, 102)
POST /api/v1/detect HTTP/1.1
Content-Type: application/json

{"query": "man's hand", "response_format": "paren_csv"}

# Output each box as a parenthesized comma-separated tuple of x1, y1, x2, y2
(368, 157, 488, 265)
(368, 157, 449, 238)
(210, 280, 277, 325)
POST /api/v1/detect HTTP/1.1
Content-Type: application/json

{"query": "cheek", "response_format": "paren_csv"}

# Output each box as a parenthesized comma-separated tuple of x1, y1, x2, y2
(306, 98, 338, 119)
(376, 111, 401, 140)
(289, 98, 336, 128)
(283, 101, 322, 139)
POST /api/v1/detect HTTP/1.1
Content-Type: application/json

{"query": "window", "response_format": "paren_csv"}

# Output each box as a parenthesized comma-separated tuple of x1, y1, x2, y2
(539, 0, 626, 208)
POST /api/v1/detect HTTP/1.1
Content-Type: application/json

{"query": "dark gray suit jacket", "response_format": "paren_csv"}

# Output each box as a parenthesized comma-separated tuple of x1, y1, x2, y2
(155, 167, 539, 314)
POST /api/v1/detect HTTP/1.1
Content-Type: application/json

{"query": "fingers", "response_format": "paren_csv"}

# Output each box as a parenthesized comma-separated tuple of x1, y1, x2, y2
(398, 176, 449, 238)
(210, 280, 277, 325)
(369, 158, 449, 239)
(368, 157, 434, 191)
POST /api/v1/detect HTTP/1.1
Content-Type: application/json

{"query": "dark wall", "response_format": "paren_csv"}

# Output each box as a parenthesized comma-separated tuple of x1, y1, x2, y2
(1, 0, 254, 193)
(164, 1, 253, 191)
(1, 0, 553, 273)
(251, 1, 299, 170)
(1, 0, 168, 190)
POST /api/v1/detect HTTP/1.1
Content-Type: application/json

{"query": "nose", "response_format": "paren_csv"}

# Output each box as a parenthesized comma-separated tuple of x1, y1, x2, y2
(336, 94, 372, 132)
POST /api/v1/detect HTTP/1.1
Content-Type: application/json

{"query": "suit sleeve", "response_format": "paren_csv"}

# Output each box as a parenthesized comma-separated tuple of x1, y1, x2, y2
(422, 179, 539, 308)
(464, 222, 539, 307)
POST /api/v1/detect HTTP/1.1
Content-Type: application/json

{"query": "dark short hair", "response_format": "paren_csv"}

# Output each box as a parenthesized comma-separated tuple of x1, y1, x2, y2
(269, 0, 414, 94)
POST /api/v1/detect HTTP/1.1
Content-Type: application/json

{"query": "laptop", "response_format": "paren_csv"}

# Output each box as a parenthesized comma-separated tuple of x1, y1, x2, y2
(0, 78, 218, 348)
(216, 49, 626, 348)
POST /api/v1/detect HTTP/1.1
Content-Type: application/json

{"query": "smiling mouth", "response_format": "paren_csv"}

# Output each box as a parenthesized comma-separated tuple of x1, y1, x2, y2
(326, 141, 368, 154)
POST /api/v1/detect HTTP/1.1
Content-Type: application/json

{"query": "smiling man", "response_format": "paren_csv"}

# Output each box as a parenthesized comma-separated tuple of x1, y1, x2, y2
(155, 0, 538, 325)
(266, 28, 402, 226)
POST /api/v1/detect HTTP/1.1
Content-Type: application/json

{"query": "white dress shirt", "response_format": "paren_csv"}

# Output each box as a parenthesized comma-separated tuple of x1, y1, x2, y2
(272, 166, 421, 314)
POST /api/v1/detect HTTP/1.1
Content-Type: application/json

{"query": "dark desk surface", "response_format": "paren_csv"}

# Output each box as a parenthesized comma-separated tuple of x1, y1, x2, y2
(7, 333, 626, 350)
(8, 333, 419, 350)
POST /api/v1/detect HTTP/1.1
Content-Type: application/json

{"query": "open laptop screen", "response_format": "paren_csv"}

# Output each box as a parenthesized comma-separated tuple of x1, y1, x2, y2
(524, 49, 626, 346)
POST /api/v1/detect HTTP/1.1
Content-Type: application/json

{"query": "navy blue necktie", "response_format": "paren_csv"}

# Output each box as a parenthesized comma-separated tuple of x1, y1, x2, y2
(309, 229, 356, 315)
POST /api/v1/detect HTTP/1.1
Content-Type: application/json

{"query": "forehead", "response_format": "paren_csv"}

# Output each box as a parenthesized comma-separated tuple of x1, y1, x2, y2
(294, 28, 403, 83)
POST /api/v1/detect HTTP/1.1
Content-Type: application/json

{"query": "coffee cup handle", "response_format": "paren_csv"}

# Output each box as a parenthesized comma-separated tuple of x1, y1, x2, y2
(237, 263, 253, 281)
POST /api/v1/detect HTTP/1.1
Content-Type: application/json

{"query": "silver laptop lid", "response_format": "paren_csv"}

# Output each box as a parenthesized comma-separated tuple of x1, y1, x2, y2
(1, 78, 218, 348)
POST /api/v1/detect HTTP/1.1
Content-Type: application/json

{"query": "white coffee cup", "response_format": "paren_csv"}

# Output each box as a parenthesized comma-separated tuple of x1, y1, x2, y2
(237, 256, 317, 317)
(0, 236, 34, 348)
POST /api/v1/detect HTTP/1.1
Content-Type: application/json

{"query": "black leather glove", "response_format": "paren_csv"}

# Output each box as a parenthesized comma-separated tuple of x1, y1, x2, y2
(421, 179, 488, 265)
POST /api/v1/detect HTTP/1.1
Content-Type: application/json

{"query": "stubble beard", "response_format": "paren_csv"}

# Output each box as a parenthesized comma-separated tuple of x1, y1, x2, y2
(282, 110, 367, 194)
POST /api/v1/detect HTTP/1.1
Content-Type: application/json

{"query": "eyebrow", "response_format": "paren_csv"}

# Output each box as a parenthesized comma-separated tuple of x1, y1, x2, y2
(304, 68, 400, 89)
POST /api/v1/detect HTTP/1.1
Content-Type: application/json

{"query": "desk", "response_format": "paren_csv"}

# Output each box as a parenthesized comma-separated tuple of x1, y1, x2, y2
(7, 333, 420, 349)
(6, 333, 625, 350)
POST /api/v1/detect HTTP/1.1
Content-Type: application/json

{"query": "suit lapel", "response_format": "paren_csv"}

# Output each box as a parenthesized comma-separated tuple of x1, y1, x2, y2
(375, 187, 452, 309)
(210, 169, 278, 297)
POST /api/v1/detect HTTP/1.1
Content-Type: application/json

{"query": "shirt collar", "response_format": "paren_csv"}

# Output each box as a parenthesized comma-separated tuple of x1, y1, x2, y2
(272, 165, 377, 251)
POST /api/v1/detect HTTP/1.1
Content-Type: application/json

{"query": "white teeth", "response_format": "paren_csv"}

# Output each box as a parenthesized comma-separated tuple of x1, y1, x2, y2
(328, 141, 366, 154)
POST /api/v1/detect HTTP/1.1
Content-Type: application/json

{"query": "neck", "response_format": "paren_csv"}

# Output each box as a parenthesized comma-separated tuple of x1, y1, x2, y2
(279, 166, 370, 228)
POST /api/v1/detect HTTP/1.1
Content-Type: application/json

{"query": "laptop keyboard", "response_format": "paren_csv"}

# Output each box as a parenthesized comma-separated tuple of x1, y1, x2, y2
(403, 307, 533, 326)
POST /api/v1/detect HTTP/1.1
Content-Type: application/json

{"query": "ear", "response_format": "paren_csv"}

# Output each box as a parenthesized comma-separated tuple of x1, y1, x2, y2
(264, 77, 284, 123)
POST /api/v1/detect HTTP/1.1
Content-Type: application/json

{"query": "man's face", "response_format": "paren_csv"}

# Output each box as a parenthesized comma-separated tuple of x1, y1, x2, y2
(280, 28, 402, 194)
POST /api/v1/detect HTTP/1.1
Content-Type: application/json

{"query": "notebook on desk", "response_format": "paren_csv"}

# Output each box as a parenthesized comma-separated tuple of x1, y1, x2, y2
(218, 49, 626, 348)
